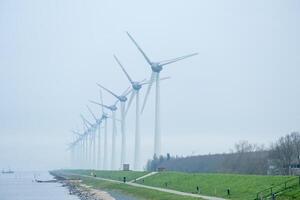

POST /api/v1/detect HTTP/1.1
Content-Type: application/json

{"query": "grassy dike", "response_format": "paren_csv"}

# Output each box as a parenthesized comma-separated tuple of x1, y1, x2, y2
(51, 170, 201, 200)
(277, 185, 300, 200)
(64, 169, 149, 182)
(53, 170, 300, 200)
(136, 171, 299, 200)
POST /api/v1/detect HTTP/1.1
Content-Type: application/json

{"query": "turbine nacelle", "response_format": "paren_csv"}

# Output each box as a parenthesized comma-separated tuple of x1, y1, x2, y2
(109, 105, 117, 111)
(151, 62, 163, 73)
(102, 113, 108, 119)
(132, 82, 142, 90)
(118, 96, 127, 102)
(92, 124, 97, 129)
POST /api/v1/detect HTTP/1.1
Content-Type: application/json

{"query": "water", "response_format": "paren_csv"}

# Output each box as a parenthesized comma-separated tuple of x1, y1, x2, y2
(0, 171, 79, 200)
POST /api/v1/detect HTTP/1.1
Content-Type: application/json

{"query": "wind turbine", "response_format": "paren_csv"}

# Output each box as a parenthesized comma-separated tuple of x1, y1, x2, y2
(113, 55, 150, 170)
(81, 114, 96, 169)
(90, 100, 118, 170)
(96, 83, 131, 168)
(74, 120, 91, 169)
(86, 105, 102, 169)
(71, 130, 85, 168)
(80, 118, 90, 168)
(90, 89, 110, 170)
(126, 32, 198, 157)
(67, 141, 76, 168)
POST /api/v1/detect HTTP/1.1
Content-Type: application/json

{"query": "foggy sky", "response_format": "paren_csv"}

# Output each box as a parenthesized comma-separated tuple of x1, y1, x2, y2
(0, 0, 299, 170)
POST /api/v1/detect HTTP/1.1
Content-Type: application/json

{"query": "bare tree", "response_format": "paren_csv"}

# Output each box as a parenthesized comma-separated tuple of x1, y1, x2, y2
(269, 133, 295, 175)
(291, 132, 300, 166)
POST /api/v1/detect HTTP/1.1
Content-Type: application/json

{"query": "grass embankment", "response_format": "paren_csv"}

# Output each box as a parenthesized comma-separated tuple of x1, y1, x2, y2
(135, 171, 296, 200)
(53, 170, 300, 200)
(64, 169, 148, 181)
(277, 185, 300, 200)
(53, 170, 200, 200)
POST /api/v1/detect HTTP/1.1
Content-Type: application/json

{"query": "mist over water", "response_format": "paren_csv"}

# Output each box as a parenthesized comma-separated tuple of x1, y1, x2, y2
(0, 171, 79, 200)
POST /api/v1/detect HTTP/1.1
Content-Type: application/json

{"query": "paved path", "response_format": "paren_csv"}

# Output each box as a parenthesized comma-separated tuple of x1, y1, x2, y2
(129, 171, 158, 182)
(64, 172, 227, 200)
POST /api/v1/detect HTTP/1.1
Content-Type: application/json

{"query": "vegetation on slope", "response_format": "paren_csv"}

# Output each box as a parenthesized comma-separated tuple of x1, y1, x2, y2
(277, 185, 300, 200)
(136, 171, 295, 200)
(63, 169, 148, 181)
(53, 169, 300, 200)
(53, 170, 200, 200)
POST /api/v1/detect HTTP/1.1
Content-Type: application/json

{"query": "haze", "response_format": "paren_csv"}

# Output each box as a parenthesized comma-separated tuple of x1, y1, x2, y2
(0, 0, 299, 170)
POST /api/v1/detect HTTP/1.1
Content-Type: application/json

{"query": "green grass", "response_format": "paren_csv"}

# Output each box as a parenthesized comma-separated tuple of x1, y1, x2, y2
(277, 185, 300, 200)
(52, 170, 300, 200)
(52, 170, 200, 200)
(135, 171, 296, 200)
(62, 169, 148, 181)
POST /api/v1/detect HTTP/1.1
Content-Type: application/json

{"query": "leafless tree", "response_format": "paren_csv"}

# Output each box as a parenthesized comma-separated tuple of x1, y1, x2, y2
(291, 132, 300, 166)
(269, 133, 296, 175)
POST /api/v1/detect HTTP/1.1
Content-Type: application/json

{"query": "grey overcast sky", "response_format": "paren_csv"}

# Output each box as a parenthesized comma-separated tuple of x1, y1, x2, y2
(0, 0, 299, 170)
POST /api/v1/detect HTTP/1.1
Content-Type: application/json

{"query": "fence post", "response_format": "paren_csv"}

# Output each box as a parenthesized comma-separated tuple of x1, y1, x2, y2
(285, 182, 287, 189)
(270, 187, 273, 196)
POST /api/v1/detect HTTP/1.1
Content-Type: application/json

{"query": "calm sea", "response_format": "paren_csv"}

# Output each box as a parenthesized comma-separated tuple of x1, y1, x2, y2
(0, 171, 79, 200)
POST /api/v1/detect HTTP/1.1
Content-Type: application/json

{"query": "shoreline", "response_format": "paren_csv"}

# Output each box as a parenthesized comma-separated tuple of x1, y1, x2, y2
(53, 173, 115, 200)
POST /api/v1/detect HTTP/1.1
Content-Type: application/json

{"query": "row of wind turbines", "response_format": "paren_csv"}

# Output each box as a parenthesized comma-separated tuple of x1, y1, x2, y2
(68, 32, 197, 171)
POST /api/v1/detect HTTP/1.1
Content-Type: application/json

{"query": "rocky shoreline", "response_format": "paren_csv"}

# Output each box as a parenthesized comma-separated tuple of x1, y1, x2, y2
(52, 174, 115, 200)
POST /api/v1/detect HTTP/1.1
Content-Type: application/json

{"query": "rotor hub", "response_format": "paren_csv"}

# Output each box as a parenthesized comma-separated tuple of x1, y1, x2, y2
(102, 113, 108, 119)
(151, 63, 162, 73)
(119, 96, 127, 102)
(110, 105, 117, 111)
(132, 82, 142, 90)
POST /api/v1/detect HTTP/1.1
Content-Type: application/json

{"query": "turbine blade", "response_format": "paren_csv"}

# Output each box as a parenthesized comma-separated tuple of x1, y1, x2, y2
(141, 77, 170, 85)
(125, 88, 133, 96)
(89, 100, 110, 110)
(86, 105, 97, 121)
(71, 130, 81, 136)
(122, 86, 131, 96)
(125, 91, 135, 116)
(114, 55, 133, 83)
(160, 76, 171, 81)
(159, 53, 198, 66)
(80, 115, 91, 128)
(113, 99, 119, 106)
(97, 83, 119, 99)
(80, 114, 93, 126)
(126, 32, 152, 65)
(141, 72, 155, 113)
(99, 89, 104, 113)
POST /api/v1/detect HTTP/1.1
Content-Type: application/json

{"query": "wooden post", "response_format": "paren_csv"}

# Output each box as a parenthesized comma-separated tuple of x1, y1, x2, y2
(285, 182, 287, 189)
(270, 187, 273, 196)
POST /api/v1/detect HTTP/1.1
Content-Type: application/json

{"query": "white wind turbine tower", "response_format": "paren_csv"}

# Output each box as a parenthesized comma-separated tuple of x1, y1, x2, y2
(99, 89, 109, 170)
(96, 84, 131, 168)
(127, 32, 198, 157)
(73, 132, 86, 168)
(80, 117, 91, 168)
(113, 55, 149, 170)
(71, 130, 85, 168)
(90, 100, 118, 170)
(90, 90, 110, 170)
(86, 105, 102, 169)
(81, 115, 97, 168)
(68, 142, 76, 168)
